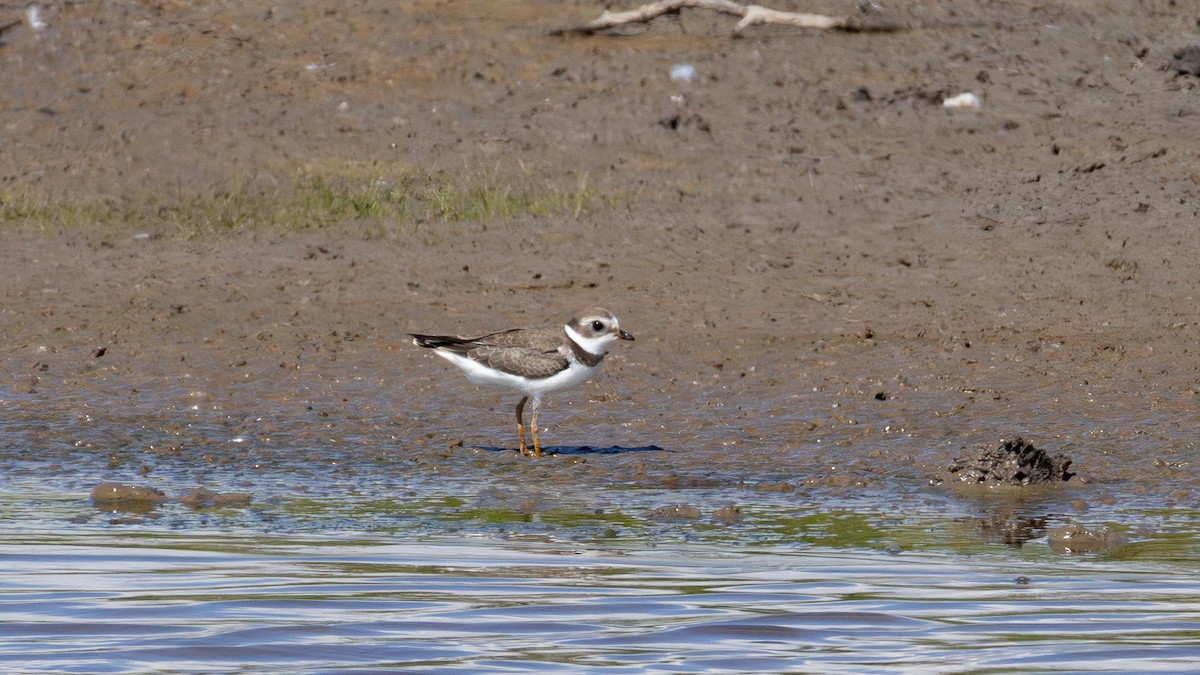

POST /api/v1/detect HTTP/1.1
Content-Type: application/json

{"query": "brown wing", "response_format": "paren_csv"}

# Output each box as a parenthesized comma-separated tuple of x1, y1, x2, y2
(476, 327, 564, 351)
(411, 326, 569, 379)
(470, 344, 569, 379)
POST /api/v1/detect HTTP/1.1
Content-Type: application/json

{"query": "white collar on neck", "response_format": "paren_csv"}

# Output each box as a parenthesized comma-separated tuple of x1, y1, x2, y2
(564, 324, 608, 358)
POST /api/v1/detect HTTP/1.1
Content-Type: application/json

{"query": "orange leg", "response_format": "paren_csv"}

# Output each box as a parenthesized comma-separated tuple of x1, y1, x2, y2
(515, 396, 530, 456)
(530, 408, 542, 457)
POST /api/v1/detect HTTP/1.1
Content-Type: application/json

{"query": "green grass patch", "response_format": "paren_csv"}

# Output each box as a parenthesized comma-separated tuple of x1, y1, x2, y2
(0, 169, 600, 238)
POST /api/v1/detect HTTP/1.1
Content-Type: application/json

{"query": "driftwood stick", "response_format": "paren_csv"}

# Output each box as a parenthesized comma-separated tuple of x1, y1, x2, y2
(735, 6, 844, 34)
(562, 0, 855, 36)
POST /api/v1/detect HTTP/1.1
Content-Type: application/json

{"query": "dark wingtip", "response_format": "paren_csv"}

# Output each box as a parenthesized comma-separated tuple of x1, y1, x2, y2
(411, 333, 476, 350)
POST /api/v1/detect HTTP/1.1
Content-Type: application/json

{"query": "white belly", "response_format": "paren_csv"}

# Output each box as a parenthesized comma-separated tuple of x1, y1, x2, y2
(435, 351, 600, 396)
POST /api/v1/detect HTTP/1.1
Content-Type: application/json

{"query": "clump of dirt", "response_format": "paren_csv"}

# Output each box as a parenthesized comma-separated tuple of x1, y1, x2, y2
(711, 504, 744, 524)
(647, 504, 703, 522)
(179, 487, 253, 509)
(91, 482, 168, 510)
(941, 438, 1073, 486)
(1047, 524, 1129, 554)
(92, 482, 253, 511)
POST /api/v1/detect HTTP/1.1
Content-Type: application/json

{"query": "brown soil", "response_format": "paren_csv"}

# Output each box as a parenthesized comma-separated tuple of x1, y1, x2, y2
(2, 1, 1199, 497)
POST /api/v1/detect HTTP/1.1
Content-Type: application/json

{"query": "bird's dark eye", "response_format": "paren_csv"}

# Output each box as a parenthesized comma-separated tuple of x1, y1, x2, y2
(591, 320, 605, 331)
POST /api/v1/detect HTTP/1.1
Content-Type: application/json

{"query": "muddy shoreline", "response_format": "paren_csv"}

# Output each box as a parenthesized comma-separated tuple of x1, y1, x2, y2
(2, 1, 1199, 504)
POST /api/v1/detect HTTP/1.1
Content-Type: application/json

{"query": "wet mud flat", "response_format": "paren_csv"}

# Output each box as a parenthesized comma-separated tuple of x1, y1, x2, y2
(3, 322, 1200, 672)
(3, 0, 1199, 500)
(3, 382, 1200, 674)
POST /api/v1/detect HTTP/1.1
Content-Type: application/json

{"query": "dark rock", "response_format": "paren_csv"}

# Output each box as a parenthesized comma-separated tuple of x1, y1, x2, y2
(944, 437, 1072, 486)
(1168, 46, 1200, 76)
(658, 112, 711, 132)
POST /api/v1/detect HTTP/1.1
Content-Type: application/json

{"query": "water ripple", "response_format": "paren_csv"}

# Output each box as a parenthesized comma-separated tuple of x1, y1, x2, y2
(2, 535, 1198, 673)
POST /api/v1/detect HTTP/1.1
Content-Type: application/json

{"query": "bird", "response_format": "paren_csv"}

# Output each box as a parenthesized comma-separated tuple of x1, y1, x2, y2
(410, 307, 634, 457)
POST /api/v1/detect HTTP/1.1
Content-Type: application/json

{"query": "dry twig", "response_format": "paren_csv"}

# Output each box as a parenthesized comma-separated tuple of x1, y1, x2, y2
(559, 0, 895, 36)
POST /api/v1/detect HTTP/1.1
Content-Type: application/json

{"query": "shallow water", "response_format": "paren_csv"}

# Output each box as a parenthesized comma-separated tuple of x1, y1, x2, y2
(2, 484, 1199, 673)
(2, 373, 1200, 673)
(3, 529, 1199, 674)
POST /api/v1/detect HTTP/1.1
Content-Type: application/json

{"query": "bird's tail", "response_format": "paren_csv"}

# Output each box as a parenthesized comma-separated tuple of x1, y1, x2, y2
(410, 333, 472, 349)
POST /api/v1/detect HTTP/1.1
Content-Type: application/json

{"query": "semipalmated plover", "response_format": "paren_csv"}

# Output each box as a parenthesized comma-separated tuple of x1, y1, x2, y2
(411, 307, 634, 457)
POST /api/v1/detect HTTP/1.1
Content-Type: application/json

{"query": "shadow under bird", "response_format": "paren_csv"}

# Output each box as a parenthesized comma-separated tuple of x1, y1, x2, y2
(410, 307, 635, 457)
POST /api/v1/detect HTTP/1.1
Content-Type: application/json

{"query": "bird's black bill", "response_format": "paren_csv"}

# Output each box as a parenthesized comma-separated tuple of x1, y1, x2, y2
(619, 330, 635, 341)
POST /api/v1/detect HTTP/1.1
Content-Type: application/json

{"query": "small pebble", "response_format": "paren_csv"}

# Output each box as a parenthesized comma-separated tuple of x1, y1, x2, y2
(670, 63, 697, 83)
(943, 92, 981, 110)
